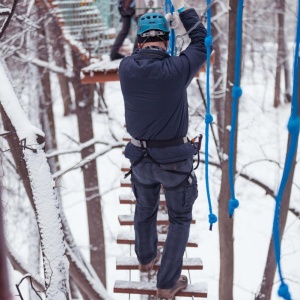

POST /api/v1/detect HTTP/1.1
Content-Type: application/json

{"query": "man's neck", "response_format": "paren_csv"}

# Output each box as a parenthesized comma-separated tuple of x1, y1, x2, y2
(142, 42, 167, 51)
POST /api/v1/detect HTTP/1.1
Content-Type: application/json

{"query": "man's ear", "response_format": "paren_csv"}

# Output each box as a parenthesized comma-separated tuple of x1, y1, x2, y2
(138, 43, 142, 49)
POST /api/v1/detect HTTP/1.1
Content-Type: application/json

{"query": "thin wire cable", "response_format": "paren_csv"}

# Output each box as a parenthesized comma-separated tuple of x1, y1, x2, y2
(272, 1, 300, 299)
(227, 0, 244, 218)
(204, 0, 217, 230)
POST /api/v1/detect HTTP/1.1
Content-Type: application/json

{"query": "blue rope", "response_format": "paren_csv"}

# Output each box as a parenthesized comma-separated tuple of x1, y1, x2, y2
(227, 0, 244, 218)
(204, 0, 217, 230)
(165, 0, 175, 56)
(272, 1, 300, 299)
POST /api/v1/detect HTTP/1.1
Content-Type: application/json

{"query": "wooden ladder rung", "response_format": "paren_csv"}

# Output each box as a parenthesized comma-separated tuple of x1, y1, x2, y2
(123, 135, 130, 142)
(117, 231, 198, 247)
(119, 194, 166, 205)
(116, 256, 203, 270)
(114, 280, 208, 298)
(118, 214, 196, 226)
(121, 162, 130, 173)
(120, 178, 131, 188)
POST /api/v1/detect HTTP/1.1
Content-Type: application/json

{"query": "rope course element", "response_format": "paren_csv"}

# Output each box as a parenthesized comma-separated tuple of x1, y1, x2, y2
(165, 0, 176, 56)
(227, 0, 244, 218)
(204, 0, 217, 230)
(272, 1, 300, 299)
(48, 0, 119, 59)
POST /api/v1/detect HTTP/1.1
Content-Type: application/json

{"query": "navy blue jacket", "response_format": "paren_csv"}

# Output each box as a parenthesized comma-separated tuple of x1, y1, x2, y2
(119, 8, 207, 163)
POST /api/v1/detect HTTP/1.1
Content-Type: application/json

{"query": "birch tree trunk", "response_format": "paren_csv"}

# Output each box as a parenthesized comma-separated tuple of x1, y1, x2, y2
(218, 0, 239, 298)
(71, 51, 107, 287)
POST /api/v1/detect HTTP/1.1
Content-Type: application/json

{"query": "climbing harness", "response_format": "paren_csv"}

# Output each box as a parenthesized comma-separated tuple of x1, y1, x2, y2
(227, 0, 244, 218)
(272, 1, 300, 299)
(124, 135, 203, 186)
(130, 137, 189, 148)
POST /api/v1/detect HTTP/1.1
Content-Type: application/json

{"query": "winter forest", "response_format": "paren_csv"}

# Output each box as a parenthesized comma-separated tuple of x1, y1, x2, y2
(0, 0, 299, 299)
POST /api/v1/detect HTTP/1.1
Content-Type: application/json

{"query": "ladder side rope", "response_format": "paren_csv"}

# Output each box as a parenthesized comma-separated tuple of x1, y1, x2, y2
(272, 0, 300, 299)
(227, 0, 243, 218)
(204, 0, 217, 230)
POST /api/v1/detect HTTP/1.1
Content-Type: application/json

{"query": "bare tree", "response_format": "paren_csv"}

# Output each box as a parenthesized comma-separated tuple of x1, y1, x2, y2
(0, 186, 14, 300)
(44, 8, 74, 116)
(0, 61, 70, 300)
(255, 34, 299, 299)
(218, 0, 240, 299)
(274, 0, 291, 107)
(71, 50, 107, 287)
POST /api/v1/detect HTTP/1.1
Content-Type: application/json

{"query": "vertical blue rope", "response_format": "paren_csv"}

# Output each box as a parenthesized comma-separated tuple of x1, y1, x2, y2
(165, 0, 175, 56)
(272, 1, 300, 299)
(204, 0, 217, 230)
(227, 0, 244, 218)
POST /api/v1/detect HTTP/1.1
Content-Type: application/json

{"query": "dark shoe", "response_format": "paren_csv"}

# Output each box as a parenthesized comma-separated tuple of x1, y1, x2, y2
(110, 52, 125, 61)
(139, 250, 161, 272)
(156, 275, 188, 299)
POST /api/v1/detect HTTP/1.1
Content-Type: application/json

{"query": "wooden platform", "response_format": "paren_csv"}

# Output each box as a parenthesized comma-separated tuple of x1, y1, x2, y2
(81, 59, 121, 83)
(114, 280, 208, 298)
(81, 52, 215, 83)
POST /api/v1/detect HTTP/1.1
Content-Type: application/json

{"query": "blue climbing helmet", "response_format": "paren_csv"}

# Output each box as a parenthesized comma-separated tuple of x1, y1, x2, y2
(137, 12, 170, 36)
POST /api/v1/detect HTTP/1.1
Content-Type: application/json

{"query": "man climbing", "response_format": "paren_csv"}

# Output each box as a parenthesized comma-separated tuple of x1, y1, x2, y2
(119, 0, 208, 298)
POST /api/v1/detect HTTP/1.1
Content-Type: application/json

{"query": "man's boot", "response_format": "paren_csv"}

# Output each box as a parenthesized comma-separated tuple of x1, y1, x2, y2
(139, 250, 161, 272)
(156, 275, 188, 299)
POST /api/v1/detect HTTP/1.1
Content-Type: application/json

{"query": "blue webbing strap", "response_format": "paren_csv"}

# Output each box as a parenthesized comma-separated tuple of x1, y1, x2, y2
(204, 0, 217, 230)
(227, 0, 243, 218)
(272, 1, 300, 299)
(165, 0, 175, 56)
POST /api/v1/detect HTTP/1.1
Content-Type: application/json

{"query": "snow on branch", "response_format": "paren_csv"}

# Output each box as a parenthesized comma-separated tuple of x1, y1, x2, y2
(7, 245, 45, 291)
(0, 47, 74, 77)
(17, 53, 74, 78)
(0, 61, 44, 147)
(24, 145, 69, 299)
(0, 8, 11, 16)
(47, 138, 125, 157)
(52, 141, 125, 180)
(66, 243, 114, 300)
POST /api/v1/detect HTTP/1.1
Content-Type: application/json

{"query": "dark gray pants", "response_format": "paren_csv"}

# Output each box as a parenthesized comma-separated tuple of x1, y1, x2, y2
(111, 15, 137, 56)
(131, 157, 198, 289)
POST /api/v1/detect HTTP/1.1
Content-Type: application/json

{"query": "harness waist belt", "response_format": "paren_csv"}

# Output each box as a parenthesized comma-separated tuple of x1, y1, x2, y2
(130, 137, 189, 148)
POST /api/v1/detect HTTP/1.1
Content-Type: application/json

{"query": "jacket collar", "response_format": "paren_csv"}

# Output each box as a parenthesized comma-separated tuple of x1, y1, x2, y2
(134, 48, 170, 59)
